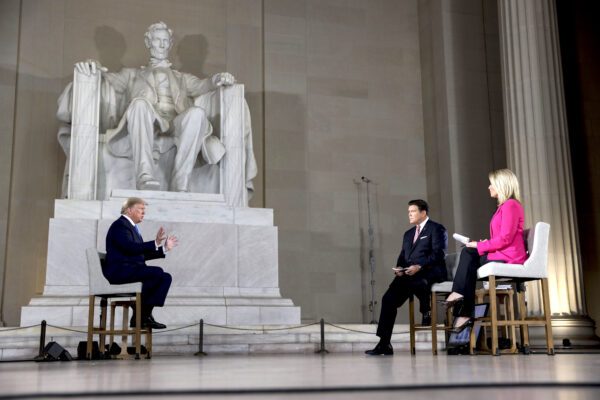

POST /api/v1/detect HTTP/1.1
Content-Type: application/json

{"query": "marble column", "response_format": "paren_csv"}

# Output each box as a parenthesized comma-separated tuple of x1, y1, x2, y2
(0, 0, 21, 327)
(497, 0, 597, 343)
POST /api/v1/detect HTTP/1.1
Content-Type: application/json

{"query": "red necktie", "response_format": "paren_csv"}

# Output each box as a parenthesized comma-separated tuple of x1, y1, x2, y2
(413, 225, 421, 244)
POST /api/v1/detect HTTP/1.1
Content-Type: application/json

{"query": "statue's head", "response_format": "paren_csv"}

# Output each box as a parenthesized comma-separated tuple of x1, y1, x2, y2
(144, 21, 173, 60)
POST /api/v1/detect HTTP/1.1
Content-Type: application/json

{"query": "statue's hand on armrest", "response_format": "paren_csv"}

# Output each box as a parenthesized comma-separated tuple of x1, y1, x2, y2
(74, 59, 107, 76)
(211, 72, 236, 87)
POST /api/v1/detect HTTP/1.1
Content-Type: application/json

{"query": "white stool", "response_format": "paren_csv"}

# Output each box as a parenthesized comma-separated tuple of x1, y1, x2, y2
(471, 222, 554, 356)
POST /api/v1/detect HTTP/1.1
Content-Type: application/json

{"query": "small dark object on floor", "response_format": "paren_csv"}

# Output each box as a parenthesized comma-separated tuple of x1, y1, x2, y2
(127, 345, 148, 355)
(447, 345, 470, 355)
(107, 342, 122, 356)
(487, 337, 512, 350)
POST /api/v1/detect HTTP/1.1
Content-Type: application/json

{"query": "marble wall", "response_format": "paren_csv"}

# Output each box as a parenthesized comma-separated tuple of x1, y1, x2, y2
(264, 0, 429, 323)
(264, 0, 506, 323)
(0, 0, 507, 326)
(418, 0, 506, 249)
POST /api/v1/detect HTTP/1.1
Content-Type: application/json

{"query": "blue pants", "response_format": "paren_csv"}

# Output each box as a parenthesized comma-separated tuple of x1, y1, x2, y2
(103, 265, 172, 307)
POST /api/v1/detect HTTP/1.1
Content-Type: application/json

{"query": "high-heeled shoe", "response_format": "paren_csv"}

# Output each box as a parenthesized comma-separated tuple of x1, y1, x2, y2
(450, 317, 474, 334)
(441, 296, 464, 309)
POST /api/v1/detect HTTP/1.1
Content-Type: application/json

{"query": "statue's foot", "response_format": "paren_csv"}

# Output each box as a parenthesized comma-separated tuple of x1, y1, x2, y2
(172, 182, 189, 192)
(139, 179, 160, 191)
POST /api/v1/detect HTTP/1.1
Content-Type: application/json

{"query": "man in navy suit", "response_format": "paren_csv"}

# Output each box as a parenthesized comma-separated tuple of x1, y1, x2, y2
(366, 199, 447, 355)
(104, 197, 178, 329)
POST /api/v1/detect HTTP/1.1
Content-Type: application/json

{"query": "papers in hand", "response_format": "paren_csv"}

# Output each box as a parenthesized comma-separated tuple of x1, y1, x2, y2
(453, 233, 470, 245)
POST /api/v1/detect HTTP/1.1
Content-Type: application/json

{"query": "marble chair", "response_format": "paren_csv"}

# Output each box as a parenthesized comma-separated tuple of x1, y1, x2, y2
(470, 222, 554, 356)
(62, 68, 254, 205)
(86, 248, 151, 360)
(408, 252, 458, 355)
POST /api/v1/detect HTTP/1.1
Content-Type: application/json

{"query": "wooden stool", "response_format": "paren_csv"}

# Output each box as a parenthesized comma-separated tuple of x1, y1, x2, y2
(408, 253, 459, 355)
(472, 287, 517, 354)
(409, 288, 453, 355)
(109, 300, 153, 359)
(86, 248, 152, 360)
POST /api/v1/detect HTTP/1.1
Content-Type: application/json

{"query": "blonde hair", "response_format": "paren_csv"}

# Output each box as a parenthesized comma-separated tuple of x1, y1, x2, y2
(121, 197, 146, 214)
(489, 169, 521, 204)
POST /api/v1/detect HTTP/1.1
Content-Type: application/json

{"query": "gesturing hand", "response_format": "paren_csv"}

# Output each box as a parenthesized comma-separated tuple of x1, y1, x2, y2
(155, 226, 166, 247)
(165, 235, 179, 251)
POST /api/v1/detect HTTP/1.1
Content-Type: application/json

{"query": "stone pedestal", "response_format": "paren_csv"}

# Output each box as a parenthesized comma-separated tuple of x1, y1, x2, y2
(20, 192, 300, 326)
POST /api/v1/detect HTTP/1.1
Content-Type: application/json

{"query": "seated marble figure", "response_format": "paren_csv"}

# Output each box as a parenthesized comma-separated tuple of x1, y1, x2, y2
(57, 21, 257, 196)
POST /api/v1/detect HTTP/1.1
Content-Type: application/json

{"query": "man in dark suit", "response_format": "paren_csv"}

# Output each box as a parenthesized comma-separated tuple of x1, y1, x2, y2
(366, 199, 447, 355)
(104, 197, 178, 329)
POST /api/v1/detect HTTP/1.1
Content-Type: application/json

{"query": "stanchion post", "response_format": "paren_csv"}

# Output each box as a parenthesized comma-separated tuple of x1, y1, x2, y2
(38, 320, 47, 357)
(194, 319, 207, 356)
(315, 318, 329, 354)
(33, 320, 48, 361)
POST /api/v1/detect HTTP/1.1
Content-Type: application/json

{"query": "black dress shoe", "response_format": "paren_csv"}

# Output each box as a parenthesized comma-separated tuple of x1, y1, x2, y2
(421, 311, 432, 326)
(365, 342, 393, 356)
(129, 314, 148, 328)
(129, 315, 167, 329)
(142, 317, 166, 329)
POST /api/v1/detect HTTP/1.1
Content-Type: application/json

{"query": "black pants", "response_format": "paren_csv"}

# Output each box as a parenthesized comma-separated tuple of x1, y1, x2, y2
(451, 247, 504, 317)
(376, 274, 431, 344)
(105, 265, 172, 308)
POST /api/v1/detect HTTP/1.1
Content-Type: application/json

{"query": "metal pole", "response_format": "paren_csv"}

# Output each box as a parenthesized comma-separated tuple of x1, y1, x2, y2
(194, 319, 207, 356)
(315, 318, 329, 354)
(38, 320, 47, 357)
(34, 320, 47, 361)
(363, 177, 377, 324)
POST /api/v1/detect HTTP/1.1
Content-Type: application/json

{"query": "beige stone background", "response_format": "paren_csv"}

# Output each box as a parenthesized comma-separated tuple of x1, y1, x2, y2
(0, 0, 508, 326)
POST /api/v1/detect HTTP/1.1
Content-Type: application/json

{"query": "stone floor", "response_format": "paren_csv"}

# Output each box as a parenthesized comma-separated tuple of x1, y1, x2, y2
(0, 353, 599, 399)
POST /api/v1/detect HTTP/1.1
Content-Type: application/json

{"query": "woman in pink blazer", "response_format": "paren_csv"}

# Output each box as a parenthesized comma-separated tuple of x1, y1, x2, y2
(445, 169, 527, 332)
